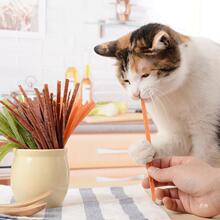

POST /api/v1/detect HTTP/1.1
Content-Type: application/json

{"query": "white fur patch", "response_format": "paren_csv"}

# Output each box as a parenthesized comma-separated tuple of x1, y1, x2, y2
(127, 36, 220, 166)
(129, 139, 156, 165)
(127, 68, 141, 99)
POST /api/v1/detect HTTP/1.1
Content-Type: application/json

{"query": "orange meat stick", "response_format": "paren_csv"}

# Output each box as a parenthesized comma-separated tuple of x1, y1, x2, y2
(141, 99, 156, 202)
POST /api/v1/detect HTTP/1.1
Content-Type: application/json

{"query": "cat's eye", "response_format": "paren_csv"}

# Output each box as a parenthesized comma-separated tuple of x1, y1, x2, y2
(142, 74, 150, 78)
(124, 79, 130, 84)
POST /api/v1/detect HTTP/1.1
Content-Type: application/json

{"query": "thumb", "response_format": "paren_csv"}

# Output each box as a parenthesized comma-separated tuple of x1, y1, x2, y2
(148, 166, 175, 183)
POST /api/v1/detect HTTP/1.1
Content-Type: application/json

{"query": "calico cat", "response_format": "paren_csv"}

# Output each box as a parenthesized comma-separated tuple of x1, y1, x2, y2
(94, 23, 220, 167)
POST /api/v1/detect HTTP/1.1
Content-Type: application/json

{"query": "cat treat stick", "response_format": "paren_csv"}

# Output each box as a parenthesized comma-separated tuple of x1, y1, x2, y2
(0, 79, 94, 150)
(141, 99, 156, 202)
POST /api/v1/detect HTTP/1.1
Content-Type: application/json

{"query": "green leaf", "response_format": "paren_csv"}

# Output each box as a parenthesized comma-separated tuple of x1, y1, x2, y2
(0, 128, 8, 137)
(0, 111, 14, 138)
(0, 142, 19, 161)
(2, 107, 24, 144)
(0, 101, 37, 149)
(17, 123, 37, 149)
(0, 105, 38, 149)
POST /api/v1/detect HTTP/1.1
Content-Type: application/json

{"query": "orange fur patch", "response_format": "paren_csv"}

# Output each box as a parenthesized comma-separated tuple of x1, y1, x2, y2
(117, 33, 131, 50)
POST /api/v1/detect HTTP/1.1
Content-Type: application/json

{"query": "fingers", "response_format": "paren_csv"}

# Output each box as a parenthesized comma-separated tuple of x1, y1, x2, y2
(148, 166, 175, 183)
(156, 188, 179, 200)
(163, 197, 185, 213)
(142, 177, 174, 188)
(148, 156, 194, 169)
(170, 156, 194, 167)
(156, 187, 185, 213)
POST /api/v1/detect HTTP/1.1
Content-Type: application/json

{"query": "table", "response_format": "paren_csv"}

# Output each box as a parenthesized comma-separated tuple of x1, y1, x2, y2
(0, 184, 170, 220)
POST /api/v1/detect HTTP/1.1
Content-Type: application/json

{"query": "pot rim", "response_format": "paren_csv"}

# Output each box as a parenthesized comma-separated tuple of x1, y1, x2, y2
(13, 148, 67, 156)
(14, 148, 66, 152)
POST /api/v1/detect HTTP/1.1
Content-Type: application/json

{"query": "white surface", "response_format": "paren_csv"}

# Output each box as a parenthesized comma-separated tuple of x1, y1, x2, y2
(0, 184, 170, 220)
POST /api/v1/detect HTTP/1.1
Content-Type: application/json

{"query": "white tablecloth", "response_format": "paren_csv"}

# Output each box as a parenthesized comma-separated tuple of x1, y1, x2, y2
(0, 184, 170, 220)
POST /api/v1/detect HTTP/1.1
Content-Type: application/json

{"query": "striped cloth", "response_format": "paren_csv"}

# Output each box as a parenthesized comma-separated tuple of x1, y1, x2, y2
(0, 184, 170, 220)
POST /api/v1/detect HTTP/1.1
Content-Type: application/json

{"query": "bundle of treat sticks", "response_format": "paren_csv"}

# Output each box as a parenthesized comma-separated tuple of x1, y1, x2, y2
(0, 79, 95, 149)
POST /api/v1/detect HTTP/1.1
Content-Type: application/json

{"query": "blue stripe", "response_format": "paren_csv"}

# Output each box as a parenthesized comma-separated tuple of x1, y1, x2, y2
(79, 188, 104, 220)
(44, 206, 62, 220)
(111, 187, 146, 220)
(0, 216, 17, 220)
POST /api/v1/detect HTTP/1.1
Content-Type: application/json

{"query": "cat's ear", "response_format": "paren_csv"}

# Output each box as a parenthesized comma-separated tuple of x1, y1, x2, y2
(94, 40, 117, 57)
(151, 31, 171, 51)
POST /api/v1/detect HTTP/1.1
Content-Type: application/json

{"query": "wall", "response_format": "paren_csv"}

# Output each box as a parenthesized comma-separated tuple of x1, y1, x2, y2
(0, 0, 219, 105)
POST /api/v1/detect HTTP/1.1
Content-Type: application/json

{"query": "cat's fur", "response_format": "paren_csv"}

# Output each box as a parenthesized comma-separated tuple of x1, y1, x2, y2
(94, 23, 220, 167)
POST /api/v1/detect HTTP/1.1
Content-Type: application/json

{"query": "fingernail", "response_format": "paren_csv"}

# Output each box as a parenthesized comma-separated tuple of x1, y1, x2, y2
(148, 166, 159, 174)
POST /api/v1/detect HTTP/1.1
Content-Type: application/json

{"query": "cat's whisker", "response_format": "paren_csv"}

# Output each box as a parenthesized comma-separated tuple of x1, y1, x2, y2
(148, 90, 157, 111)
(142, 88, 159, 111)
(142, 87, 174, 125)
(142, 87, 160, 109)
(156, 88, 200, 120)
(153, 88, 174, 106)
(142, 88, 158, 113)
(150, 90, 171, 125)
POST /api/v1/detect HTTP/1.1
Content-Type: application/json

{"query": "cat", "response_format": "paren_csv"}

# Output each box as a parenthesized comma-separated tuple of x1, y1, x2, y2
(94, 23, 220, 167)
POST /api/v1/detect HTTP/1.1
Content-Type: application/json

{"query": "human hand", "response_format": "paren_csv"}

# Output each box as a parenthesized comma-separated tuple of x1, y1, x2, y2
(142, 156, 220, 217)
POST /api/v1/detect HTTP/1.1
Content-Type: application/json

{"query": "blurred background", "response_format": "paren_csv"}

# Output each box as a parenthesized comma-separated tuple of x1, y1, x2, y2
(1, 0, 220, 189)
(0, 0, 219, 106)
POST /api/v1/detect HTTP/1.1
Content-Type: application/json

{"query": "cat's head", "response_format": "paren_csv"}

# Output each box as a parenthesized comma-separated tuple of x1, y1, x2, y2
(94, 23, 190, 101)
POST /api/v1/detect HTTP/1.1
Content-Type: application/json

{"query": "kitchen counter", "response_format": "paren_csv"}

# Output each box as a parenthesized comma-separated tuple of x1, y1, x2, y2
(75, 121, 157, 134)
(75, 112, 157, 134)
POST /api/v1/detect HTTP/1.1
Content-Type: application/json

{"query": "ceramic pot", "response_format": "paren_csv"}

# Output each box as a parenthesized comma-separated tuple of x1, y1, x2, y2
(11, 149, 69, 208)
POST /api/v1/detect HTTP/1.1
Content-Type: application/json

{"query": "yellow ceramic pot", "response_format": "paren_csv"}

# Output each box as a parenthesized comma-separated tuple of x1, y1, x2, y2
(11, 149, 69, 208)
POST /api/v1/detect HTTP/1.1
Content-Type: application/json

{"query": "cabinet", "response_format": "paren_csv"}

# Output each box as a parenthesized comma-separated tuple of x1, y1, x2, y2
(66, 133, 146, 187)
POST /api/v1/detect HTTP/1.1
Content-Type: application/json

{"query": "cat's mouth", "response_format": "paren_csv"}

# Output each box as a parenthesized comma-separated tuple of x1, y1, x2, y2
(131, 94, 152, 103)
(144, 97, 152, 103)
(138, 96, 152, 103)
(138, 90, 153, 103)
